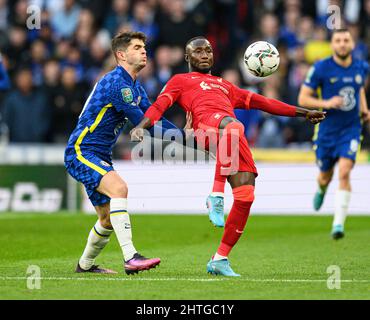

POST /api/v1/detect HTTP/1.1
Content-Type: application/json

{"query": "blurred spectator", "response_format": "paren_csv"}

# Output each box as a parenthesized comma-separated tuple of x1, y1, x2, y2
(304, 25, 331, 64)
(279, 4, 302, 50)
(104, 0, 130, 36)
(52, 66, 85, 142)
(5, 25, 29, 72)
(10, 0, 28, 26)
(2, 67, 50, 142)
(347, 23, 368, 61)
(139, 58, 160, 101)
(156, 0, 200, 47)
(0, 0, 9, 32)
(29, 39, 48, 86)
(51, 0, 81, 39)
(155, 45, 173, 87)
(361, 0, 370, 45)
(130, 0, 158, 56)
(84, 34, 110, 84)
(256, 80, 286, 148)
(296, 16, 314, 44)
(260, 13, 280, 47)
(60, 45, 84, 82)
(29, 0, 65, 17)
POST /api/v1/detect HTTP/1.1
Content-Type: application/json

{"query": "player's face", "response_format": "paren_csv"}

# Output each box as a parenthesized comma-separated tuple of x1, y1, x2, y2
(331, 32, 354, 60)
(186, 39, 214, 73)
(122, 39, 147, 71)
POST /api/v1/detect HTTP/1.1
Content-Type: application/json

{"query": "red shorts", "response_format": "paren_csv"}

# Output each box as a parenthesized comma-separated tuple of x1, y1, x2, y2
(195, 113, 257, 175)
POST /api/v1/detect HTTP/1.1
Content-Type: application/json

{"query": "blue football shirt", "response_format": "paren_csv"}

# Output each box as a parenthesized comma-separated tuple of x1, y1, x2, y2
(304, 56, 369, 146)
(65, 65, 181, 162)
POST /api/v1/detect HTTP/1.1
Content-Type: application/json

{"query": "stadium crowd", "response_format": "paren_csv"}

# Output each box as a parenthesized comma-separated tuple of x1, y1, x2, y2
(0, 0, 369, 157)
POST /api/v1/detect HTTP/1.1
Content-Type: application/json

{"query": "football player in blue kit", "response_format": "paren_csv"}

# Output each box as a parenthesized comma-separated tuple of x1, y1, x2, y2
(65, 31, 186, 274)
(299, 28, 369, 239)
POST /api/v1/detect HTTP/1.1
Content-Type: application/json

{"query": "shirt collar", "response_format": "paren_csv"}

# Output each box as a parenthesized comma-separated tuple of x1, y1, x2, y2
(117, 65, 139, 86)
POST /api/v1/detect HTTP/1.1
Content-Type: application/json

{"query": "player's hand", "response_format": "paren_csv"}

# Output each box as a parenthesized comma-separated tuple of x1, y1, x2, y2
(130, 127, 144, 142)
(305, 110, 326, 124)
(184, 112, 194, 139)
(324, 96, 343, 109)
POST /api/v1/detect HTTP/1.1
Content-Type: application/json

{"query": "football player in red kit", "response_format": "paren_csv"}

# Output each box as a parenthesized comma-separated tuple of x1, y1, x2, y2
(131, 37, 325, 276)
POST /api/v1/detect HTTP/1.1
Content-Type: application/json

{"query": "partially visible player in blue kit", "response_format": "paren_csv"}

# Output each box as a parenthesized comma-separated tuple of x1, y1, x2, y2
(299, 28, 369, 239)
(0, 53, 10, 90)
(65, 31, 185, 274)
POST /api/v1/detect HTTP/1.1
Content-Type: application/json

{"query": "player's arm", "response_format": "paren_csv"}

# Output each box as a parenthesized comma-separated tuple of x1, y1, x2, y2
(230, 85, 325, 124)
(298, 63, 342, 110)
(138, 86, 184, 134)
(248, 91, 325, 124)
(131, 76, 182, 141)
(298, 85, 343, 110)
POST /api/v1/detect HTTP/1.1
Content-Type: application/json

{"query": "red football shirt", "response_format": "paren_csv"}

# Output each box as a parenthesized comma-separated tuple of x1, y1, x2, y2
(145, 71, 297, 132)
(145, 72, 254, 130)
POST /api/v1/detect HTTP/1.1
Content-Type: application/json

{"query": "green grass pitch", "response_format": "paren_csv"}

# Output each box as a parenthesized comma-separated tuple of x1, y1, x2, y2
(0, 213, 369, 300)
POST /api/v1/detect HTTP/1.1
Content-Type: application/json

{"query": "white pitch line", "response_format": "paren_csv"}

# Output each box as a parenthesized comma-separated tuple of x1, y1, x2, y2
(0, 276, 369, 283)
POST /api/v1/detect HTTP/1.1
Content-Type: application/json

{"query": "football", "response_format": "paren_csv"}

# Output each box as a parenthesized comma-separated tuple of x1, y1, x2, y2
(244, 41, 280, 77)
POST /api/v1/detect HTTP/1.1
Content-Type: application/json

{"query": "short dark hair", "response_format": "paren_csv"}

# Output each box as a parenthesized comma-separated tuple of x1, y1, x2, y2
(330, 28, 351, 40)
(185, 36, 207, 48)
(111, 31, 147, 55)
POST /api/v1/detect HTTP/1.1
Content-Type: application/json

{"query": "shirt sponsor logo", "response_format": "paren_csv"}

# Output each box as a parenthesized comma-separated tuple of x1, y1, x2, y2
(200, 81, 229, 94)
(342, 77, 353, 83)
(121, 87, 133, 103)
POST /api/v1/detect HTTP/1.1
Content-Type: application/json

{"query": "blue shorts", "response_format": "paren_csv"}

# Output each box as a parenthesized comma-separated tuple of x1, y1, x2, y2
(65, 153, 114, 207)
(314, 137, 360, 172)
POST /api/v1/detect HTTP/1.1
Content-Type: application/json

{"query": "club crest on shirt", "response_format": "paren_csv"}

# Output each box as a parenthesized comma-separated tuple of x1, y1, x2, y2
(355, 74, 362, 84)
(100, 161, 111, 167)
(121, 88, 133, 103)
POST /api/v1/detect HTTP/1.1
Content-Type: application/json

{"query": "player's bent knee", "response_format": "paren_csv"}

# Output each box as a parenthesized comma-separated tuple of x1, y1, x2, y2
(232, 184, 255, 202)
(338, 171, 350, 183)
(110, 182, 128, 198)
(224, 121, 245, 137)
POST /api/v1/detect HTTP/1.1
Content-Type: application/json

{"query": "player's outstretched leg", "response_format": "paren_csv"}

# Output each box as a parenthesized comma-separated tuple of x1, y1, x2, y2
(98, 171, 161, 274)
(206, 120, 245, 227)
(207, 173, 255, 277)
(76, 203, 117, 274)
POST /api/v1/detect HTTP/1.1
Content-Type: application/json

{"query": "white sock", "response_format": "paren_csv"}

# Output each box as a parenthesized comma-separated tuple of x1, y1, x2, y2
(213, 252, 228, 261)
(79, 220, 113, 270)
(333, 189, 351, 227)
(211, 192, 224, 198)
(110, 198, 137, 261)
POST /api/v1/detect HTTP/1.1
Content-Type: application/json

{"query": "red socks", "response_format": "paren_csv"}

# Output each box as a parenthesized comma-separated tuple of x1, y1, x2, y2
(216, 185, 255, 257)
